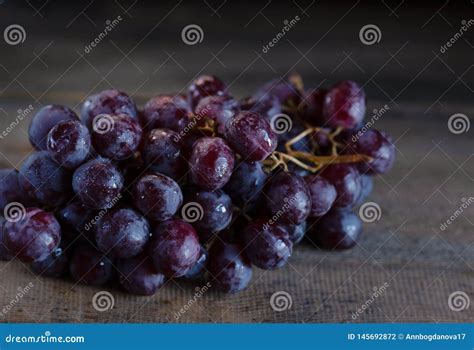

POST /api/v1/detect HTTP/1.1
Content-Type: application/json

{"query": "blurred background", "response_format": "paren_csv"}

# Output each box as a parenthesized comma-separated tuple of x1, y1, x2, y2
(0, 0, 472, 323)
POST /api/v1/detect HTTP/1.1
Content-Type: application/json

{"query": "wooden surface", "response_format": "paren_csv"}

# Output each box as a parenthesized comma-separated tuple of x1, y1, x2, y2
(0, 1, 473, 323)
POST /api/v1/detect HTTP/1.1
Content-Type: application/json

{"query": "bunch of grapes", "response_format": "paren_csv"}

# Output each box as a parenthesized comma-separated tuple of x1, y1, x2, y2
(0, 74, 395, 295)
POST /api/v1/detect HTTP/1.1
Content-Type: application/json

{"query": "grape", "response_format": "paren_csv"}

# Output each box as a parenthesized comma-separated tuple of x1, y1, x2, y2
(298, 88, 327, 126)
(0, 216, 13, 260)
(29, 105, 80, 150)
(19, 151, 72, 207)
(0, 168, 30, 210)
(225, 111, 277, 161)
(57, 199, 95, 240)
(195, 95, 239, 134)
(240, 95, 281, 121)
(304, 174, 337, 217)
(323, 80, 366, 129)
(242, 219, 292, 270)
(91, 114, 143, 160)
(81, 89, 137, 129)
(148, 218, 200, 277)
(69, 243, 113, 285)
(307, 209, 362, 250)
(117, 254, 166, 296)
(224, 161, 267, 207)
(188, 75, 227, 109)
(254, 77, 301, 106)
(356, 174, 373, 205)
(72, 158, 124, 209)
(206, 240, 252, 293)
(3, 208, 61, 262)
(132, 173, 182, 221)
(184, 246, 208, 280)
(95, 208, 150, 258)
(319, 164, 361, 208)
(142, 129, 186, 180)
(183, 187, 233, 242)
(141, 95, 190, 132)
(265, 171, 311, 224)
(188, 137, 234, 191)
(47, 119, 91, 169)
(31, 245, 69, 278)
(351, 129, 395, 174)
(280, 221, 307, 244)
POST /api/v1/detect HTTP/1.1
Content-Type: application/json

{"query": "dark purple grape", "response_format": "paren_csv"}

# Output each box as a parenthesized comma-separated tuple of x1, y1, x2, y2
(3, 208, 61, 262)
(81, 89, 137, 129)
(184, 246, 208, 280)
(91, 114, 143, 160)
(141, 95, 190, 132)
(31, 246, 69, 278)
(95, 208, 150, 258)
(69, 243, 113, 285)
(239, 95, 281, 121)
(265, 172, 311, 225)
(182, 188, 233, 242)
(225, 111, 277, 161)
(142, 129, 186, 180)
(304, 174, 337, 217)
(132, 173, 182, 221)
(242, 219, 292, 270)
(323, 80, 366, 129)
(29, 105, 79, 150)
(57, 199, 95, 241)
(46, 119, 91, 169)
(19, 151, 72, 207)
(148, 218, 200, 277)
(188, 137, 234, 191)
(117, 254, 166, 296)
(188, 75, 227, 109)
(298, 88, 326, 126)
(280, 221, 307, 244)
(0, 216, 13, 260)
(356, 174, 374, 205)
(351, 129, 395, 174)
(0, 169, 30, 211)
(319, 164, 361, 208)
(307, 209, 362, 250)
(206, 240, 252, 293)
(195, 95, 239, 134)
(254, 77, 301, 106)
(224, 161, 267, 207)
(72, 158, 124, 209)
